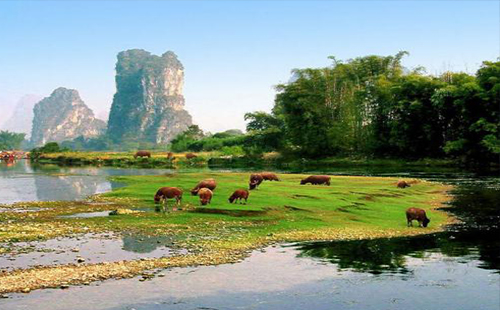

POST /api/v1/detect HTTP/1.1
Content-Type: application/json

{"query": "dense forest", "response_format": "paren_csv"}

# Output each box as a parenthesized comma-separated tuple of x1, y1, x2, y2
(171, 53, 499, 164)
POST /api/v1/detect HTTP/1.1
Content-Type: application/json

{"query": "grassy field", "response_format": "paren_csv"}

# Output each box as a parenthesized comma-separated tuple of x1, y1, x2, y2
(0, 172, 454, 293)
(101, 172, 452, 241)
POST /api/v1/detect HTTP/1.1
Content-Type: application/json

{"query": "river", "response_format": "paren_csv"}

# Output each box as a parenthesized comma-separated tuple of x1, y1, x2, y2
(0, 160, 498, 310)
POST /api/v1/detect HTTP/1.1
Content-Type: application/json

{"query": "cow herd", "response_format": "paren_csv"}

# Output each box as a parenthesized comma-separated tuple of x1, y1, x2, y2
(152, 172, 430, 227)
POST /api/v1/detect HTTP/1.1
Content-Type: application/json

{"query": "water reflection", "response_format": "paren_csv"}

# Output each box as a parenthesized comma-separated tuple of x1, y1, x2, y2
(0, 160, 172, 204)
(296, 230, 500, 275)
(122, 234, 176, 253)
(0, 233, 184, 271)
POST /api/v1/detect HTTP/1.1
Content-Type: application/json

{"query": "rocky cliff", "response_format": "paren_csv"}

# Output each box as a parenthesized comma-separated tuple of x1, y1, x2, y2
(107, 49, 193, 144)
(2, 94, 42, 139)
(31, 88, 106, 146)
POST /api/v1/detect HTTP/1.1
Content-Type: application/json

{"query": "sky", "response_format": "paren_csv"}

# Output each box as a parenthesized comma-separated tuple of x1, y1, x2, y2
(0, 0, 498, 133)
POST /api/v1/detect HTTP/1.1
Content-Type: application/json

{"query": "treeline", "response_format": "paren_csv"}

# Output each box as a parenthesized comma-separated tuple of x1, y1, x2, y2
(243, 53, 499, 164)
(169, 126, 246, 155)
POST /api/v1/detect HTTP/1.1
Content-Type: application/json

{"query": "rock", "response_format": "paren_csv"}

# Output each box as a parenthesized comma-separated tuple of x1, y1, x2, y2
(107, 49, 193, 144)
(71, 248, 79, 252)
(109, 209, 141, 216)
(21, 288, 31, 293)
(76, 257, 85, 263)
(60, 284, 69, 289)
(30, 87, 106, 146)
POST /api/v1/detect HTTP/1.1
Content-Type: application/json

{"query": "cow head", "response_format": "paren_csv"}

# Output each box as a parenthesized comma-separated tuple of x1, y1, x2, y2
(249, 182, 258, 190)
(423, 218, 430, 227)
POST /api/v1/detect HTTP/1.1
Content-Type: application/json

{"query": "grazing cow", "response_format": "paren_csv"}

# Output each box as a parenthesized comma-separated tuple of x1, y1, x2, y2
(249, 173, 264, 190)
(406, 207, 430, 227)
(134, 151, 151, 159)
(300, 175, 331, 186)
(397, 180, 411, 188)
(154, 187, 183, 211)
(185, 153, 197, 160)
(229, 189, 249, 204)
(198, 188, 213, 206)
(167, 152, 174, 160)
(261, 172, 280, 181)
(191, 178, 217, 195)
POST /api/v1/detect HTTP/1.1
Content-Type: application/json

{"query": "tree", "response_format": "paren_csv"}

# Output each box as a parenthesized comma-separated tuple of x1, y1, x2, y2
(0, 131, 26, 150)
(244, 111, 285, 153)
(273, 52, 409, 157)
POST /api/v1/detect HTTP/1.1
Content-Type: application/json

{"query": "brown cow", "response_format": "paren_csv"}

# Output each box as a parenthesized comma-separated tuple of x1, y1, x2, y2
(249, 173, 264, 190)
(191, 178, 217, 195)
(185, 153, 197, 160)
(229, 189, 249, 204)
(154, 187, 183, 211)
(167, 152, 174, 160)
(406, 207, 430, 227)
(261, 172, 280, 181)
(300, 175, 331, 186)
(397, 180, 411, 188)
(198, 188, 213, 206)
(134, 151, 151, 159)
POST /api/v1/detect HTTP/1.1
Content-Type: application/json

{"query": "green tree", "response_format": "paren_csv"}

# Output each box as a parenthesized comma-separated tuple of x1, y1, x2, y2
(273, 52, 408, 157)
(0, 131, 26, 150)
(244, 111, 285, 152)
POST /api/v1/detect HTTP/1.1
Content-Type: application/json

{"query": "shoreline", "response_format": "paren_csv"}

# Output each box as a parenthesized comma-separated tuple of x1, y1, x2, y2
(26, 151, 499, 170)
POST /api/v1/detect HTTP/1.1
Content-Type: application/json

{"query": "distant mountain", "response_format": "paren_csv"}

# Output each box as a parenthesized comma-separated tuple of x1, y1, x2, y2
(107, 49, 193, 144)
(2, 94, 42, 139)
(31, 87, 106, 146)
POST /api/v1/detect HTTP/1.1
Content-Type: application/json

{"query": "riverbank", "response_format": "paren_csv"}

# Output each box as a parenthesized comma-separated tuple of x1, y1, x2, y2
(29, 150, 480, 170)
(0, 172, 454, 294)
(30, 151, 213, 168)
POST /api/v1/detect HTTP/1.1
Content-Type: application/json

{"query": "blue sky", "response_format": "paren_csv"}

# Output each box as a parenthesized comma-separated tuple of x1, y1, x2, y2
(0, 0, 498, 132)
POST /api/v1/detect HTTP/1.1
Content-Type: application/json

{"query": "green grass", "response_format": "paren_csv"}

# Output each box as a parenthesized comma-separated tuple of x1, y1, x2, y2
(98, 172, 452, 247)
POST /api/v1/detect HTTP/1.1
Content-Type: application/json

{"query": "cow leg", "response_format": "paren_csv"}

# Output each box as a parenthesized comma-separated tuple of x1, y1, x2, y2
(407, 219, 412, 227)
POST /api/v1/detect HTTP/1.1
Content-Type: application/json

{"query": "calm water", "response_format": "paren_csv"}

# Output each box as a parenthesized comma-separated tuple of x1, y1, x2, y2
(0, 160, 173, 204)
(0, 159, 499, 309)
